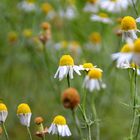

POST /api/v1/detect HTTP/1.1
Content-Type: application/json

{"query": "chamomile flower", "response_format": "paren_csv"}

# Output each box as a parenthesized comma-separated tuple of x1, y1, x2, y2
(91, 12, 113, 24)
(112, 43, 133, 68)
(18, 0, 37, 12)
(54, 55, 81, 81)
(83, 0, 100, 13)
(48, 115, 71, 137)
(121, 16, 140, 41)
(0, 103, 8, 123)
(79, 63, 95, 71)
(83, 68, 106, 92)
(17, 103, 32, 127)
(133, 38, 140, 66)
(100, 0, 130, 13)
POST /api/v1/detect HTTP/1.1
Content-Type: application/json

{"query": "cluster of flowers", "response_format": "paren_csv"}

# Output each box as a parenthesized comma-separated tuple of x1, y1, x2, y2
(112, 16, 140, 72)
(54, 54, 106, 92)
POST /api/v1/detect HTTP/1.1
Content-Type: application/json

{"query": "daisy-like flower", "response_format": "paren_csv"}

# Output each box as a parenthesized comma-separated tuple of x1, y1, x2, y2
(121, 16, 140, 41)
(17, 103, 32, 127)
(48, 115, 71, 137)
(0, 103, 8, 124)
(133, 38, 140, 66)
(100, 0, 130, 13)
(91, 12, 113, 24)
(18, 0, 37, 12)
(54, 55, 81, 81)
(83, 68, 106, 92)
(83, 0, 100, 13)
(80, 63, 95, 71)
(112, 43, 133, 69)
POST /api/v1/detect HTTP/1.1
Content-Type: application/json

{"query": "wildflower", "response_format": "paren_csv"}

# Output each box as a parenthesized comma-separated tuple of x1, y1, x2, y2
(89, 32, 101, 45)
(100, 0, 130, 13)
(91, 12, 113, 24)
(62, 88, 80, 110)
(41, 22, 51, 31)
(22, 29, 32, 38)
(17, 103, 32, 127)
(34, 117, 48, 138)
(54, 55, 81, 81)
(8, 31, 18, 44)
(121, 16, 140, 41)
(0, 103, 8, 124)
(80, 63, 95, 71)
(112, 43, 133, 68)
(83, 68, 106, 92)
(48, 115, 71, 137)
(83, 0, 100, 13)
(18, 0, 36, 12)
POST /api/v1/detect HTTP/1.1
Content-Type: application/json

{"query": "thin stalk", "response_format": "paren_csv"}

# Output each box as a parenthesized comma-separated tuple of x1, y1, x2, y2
(131, 0, 139, 16)
(27, 127, 33, 140)
(78, 105, 92, 140)
(82, 88, 87, 114)
(58, 134, 60, 140)
(2, 122, 9, 140)
(135, 116, 140, 139)
(92, 99, 100, 140)
(71, 109, 82, 138)
(67, 74, 70, 87)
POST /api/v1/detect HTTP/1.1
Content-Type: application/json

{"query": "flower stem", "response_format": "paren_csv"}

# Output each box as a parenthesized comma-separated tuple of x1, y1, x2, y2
(2, 122, 9, 140)
(71, 109, 82, 138)
(131, 0, 139, 16)
(67, 74, 70, 88)
(92, 97, 100, 140)
(58, 134, 60, 140)
(27, 127, 33, 140)
(135, 116, 140, 139)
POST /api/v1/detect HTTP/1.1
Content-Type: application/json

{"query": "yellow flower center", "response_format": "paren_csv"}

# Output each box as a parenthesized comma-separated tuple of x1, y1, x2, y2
(110, 0, 117, 2)
(53, 115, 66, 125)
(120, 44, 133, 53)
(83, 63, 94, 69)
(134, 38, 140, 52)
(23, 29, 32, 38)
(41, 3, 53, 14)
(130, 63, 139, 68)
(121, 16, 137, 31)
(8, 31, 18, 42)
(89, 32, 101, 44)
(0, 103, 7, 111)
(61, 41, 68, 49)
(99, 13, 108, 18)
(59, 55, 74, 66)
(17, 103, 31, 114)
(88, 0, 98, 4)
(88, 68, 102, 79)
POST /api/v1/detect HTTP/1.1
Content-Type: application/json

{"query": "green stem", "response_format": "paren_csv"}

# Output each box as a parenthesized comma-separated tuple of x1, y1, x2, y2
(2, 122, 9, 140)
(71, 109, 82, 138)
(58, 134, 60, 140)
(82, 88, 87, 113)
(67, 74, 70, 88)
(131, 0, 139, 16)
(27, 127, 33, 140)
(92, 97, 100, 140)
(135, 116, 140, 139)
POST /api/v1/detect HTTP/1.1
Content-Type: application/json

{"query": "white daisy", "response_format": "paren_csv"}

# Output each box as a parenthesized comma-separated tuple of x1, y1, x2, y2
(79, 63, 95, 71)
(83, 68, 106, 92)
(100, 0, 130, 13)
(91, 12, 113, 24)
(48, 115, 71, 137)
(121, 16, 140, 41)
(54, 55, 81, 81)
(17, 103, 32, 127)
(18, 0, 36, 12)
(112, 43, 133, 69)
(0, 103, 8, 124)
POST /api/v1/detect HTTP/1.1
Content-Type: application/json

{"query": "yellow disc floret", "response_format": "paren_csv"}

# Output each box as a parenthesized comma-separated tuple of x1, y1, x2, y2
(88, 0, 98, 4)
(121, 16, 137, 31)
(99, 13, 108, 18)
(0, 103, 7, 112)
(134, 38, 140, 52)
(41, 3, 53, 14)
(59, 55, 74, 66)
(17, 103, 31, 114)
(120, 44, 133, 53)
(53, 115, 66, 125)
(88, 68, 102, 79)
(89, 32, 101, 44)
(83, 63, 94, 69)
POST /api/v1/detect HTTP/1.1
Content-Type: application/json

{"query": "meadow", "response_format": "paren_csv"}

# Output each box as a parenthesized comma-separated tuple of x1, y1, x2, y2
(0, 0, 140, 140)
